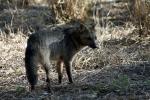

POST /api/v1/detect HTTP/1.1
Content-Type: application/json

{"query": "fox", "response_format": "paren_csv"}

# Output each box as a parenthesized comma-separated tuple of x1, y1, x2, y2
(25, 20, 98, 92)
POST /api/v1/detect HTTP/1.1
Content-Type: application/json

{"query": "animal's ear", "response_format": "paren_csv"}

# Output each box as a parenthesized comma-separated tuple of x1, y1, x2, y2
(91, 22, 96, 29)
(89, 24, 96, 32)
(85, 18, 96, 30)
(63, 19, 85, 35)
(78, 23, 86, 33)
(79, 23, 84, 30)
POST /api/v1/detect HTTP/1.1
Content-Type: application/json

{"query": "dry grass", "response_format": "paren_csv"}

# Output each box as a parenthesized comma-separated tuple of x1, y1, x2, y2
(129, 0, 150, 36)
(0, 31, 27, 73)
(53, 0, 92, 21)
(73, 22, 150, 70)
(68, 0, 149, 70)
(0, 0, 150, 99)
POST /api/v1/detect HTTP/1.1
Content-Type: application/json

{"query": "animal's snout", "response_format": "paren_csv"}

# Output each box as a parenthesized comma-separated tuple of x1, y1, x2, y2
(89, 41, 98, 49)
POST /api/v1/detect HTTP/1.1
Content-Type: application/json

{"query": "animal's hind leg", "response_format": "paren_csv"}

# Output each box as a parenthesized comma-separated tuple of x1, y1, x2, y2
(40, 50, 52, 92)
(43, 63, 51, 92)
(64, 61, 73, 84)
(56, 60, 63, 84)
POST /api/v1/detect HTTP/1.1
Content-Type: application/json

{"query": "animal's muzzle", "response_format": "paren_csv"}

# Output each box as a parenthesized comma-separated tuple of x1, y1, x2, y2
(89, 41, 98, 49)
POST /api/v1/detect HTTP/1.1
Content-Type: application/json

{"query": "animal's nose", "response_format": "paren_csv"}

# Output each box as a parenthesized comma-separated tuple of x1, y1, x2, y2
(89, 42, 98, 49)
(92, 44, 98, 49)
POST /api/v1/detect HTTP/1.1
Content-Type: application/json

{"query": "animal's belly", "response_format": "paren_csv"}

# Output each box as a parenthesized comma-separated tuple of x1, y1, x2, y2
(50, 53, 60, 61)
(49, 46, 62, 61)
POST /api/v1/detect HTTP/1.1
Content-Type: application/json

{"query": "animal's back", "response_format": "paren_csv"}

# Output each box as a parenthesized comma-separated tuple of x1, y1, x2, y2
(29, 28, 64, 47)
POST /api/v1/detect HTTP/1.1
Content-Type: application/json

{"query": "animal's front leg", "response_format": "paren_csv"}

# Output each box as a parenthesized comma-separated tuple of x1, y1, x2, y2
(64, 61, 73, 84)
(56, 60, 63, 84)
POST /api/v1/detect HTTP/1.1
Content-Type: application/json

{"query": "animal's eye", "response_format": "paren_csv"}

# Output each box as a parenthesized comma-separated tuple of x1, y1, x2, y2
(95, 36, 97, 40)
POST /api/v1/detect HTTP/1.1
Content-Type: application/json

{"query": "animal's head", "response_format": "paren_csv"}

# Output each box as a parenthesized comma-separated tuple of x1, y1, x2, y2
(64, 20, 98, 49)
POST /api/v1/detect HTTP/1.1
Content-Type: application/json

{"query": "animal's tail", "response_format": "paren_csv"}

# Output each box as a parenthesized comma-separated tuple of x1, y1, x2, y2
(25, 43, 38, 90)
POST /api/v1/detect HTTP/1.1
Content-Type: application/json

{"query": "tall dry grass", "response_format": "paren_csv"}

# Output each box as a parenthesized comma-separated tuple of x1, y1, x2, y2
(57, 0, 150, 36)
(130, 0, 150, 36)
(54, 0, 93, 21)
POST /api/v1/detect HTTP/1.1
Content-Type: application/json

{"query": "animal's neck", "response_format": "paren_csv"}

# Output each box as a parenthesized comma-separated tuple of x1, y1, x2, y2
(64, 34, 84, 56)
